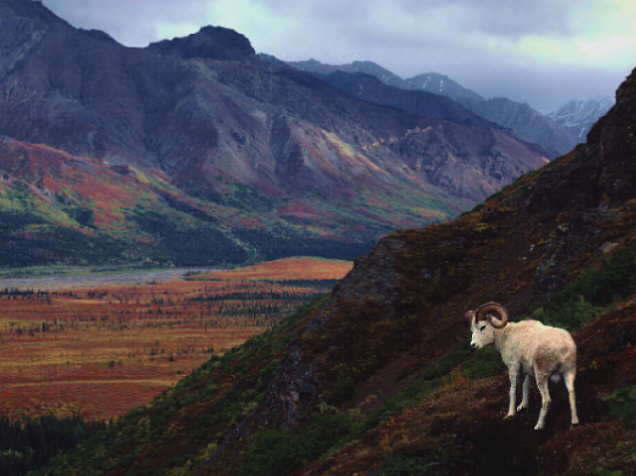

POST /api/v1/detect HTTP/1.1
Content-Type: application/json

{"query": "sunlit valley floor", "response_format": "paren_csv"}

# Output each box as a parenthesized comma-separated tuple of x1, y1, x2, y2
(0, 257, 352, 421)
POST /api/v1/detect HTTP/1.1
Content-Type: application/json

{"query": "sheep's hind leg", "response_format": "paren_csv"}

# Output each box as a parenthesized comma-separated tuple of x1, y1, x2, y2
(517, 374, 531, 412)
(564, 370, 579, 426)
(534, 372, 551, 430)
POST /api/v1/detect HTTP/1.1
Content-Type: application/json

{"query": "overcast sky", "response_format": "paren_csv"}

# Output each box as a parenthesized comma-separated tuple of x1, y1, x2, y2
(42, 0, 636, 112)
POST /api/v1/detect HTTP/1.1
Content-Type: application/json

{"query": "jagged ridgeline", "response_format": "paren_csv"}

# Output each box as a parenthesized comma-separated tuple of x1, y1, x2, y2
(32, 62, 636, 475)
(0, 0, 549, 267)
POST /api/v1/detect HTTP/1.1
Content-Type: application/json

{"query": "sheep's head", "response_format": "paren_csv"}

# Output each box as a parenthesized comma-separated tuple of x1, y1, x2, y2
(467, 302, 508, 349)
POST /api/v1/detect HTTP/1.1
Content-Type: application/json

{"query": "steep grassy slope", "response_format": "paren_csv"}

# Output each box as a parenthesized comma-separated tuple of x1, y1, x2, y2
(34, 66, 636, 475)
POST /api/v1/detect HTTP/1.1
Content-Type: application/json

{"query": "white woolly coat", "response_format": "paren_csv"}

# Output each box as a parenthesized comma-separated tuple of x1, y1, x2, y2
(493, 320, 577, 377)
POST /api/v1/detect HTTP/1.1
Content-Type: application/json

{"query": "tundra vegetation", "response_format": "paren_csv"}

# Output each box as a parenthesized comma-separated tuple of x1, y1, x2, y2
(0, 257, 351, 420)
(0, 257, 351, 475)
(31, 240, 636, 476)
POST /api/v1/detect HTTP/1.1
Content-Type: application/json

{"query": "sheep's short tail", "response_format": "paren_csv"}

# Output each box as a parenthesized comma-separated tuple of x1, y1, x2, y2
(550, 373, 562, 383)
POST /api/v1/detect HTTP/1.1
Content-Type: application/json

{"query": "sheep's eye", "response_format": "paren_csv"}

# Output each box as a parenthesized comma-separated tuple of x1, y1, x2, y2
(479, 326, 486, 332)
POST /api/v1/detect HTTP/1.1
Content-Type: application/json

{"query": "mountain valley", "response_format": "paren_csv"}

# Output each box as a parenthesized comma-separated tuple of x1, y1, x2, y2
(0, 0, 550, 266)
(1, 1, 634, 475)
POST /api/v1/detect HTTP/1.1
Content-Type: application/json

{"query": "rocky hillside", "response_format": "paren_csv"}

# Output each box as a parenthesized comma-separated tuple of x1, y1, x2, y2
(37, 64, 636, 475)
(0, 0, 549, 266)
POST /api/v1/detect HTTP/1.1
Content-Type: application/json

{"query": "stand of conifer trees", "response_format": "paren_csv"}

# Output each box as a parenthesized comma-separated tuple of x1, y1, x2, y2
(0, 415, 106, 476)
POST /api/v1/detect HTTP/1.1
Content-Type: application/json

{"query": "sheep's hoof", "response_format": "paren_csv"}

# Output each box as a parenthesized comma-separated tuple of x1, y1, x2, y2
(533, 423, 544, 430)
(516, 403, 528, 412)
(503, 413, 515, 420)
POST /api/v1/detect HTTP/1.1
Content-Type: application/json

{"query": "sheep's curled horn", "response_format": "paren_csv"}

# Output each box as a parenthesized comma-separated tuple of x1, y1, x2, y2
(474, 301, 509, 329)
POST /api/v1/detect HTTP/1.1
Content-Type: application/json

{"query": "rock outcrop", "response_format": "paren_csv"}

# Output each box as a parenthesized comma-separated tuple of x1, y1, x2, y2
(147, 25, 255, 60)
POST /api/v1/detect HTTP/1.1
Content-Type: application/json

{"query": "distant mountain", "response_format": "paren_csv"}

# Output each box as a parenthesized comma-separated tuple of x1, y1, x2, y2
(287, 58, 609, 157)
(548, 97, 614, 140)
(287, 59, 406, 89)
(0, 0, 548, 266)
(403, 72, 484, 103)
(289, 58, 484, 104)
(462, 97, 580, 158)
(321, 71, 492, 127)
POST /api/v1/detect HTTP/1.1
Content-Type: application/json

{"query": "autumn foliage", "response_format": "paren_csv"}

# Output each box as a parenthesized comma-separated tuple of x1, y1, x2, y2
(0, 257, 351, 421)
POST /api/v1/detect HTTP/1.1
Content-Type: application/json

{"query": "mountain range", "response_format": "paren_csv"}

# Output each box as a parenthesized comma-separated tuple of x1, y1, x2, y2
(287, 59, 486, 104)
(38, 58, 636, 476)
(548, 97, 616, 140)
(0, 0, 548, 266)
(288, 58, 613, 158)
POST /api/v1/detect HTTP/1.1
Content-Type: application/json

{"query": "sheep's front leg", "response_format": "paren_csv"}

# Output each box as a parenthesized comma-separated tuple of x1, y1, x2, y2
(534, 372, 551, 430)
(504, 367, 518, 419)
(516, 374, 531, 412)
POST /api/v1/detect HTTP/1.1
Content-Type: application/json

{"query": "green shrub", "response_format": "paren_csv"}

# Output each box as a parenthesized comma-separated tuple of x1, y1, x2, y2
(420, 344, 473, 380)
(603, 386, 636, 427)
(240, 413, 354, 476)
(532, 241, 636, 330)
(531, 295, 600, 331)
(461, 346, 506, 379)
(593, 469, 625, 476)
(331, 375, 356, 404)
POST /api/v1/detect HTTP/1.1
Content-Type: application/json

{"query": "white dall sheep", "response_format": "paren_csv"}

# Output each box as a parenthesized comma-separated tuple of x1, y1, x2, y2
(466, 302, 579, 430)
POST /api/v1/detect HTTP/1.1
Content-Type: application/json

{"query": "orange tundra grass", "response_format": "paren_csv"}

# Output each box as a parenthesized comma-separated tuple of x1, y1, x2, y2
(0, 257, 352, 420)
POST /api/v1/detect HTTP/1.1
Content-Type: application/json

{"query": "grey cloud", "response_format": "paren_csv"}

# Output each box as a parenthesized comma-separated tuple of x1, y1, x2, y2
(43, 0, 208, 45)
(459, 0, 574, 38)
(251, 0, 575, 39)
(39, 0, 632, 111)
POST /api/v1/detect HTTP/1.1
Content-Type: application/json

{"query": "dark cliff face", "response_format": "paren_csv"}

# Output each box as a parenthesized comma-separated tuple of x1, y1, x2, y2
(40, 69, 636, 474)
